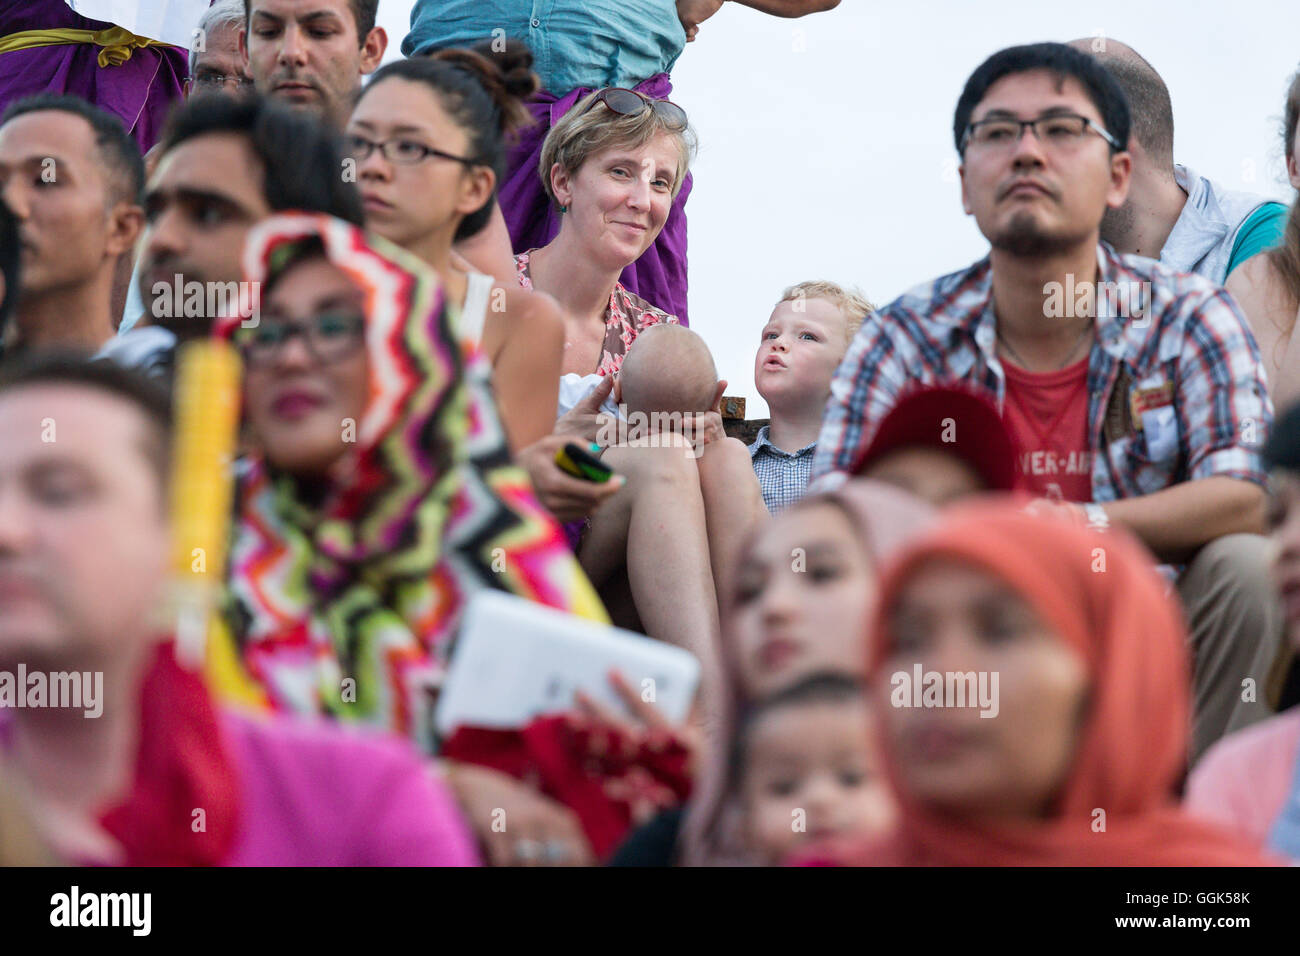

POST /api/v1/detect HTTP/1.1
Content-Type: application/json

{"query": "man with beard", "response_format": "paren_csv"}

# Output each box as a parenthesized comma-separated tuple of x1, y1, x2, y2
(240, 0, 386, 130)
(98, 94, 363, 379)
(118, 0, 258, 337)
(812, 43, 1280, 762)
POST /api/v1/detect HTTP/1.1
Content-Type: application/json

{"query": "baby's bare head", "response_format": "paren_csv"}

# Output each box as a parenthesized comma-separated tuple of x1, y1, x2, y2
(617, 324, 719, 417)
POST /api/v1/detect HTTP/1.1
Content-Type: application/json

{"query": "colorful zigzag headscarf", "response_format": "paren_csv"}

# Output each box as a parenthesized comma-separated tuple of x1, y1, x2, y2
(214, 213, 606, 753)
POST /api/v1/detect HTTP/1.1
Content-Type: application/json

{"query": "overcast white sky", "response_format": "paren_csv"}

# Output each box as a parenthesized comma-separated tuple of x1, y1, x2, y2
(372, 2, 1299, 417)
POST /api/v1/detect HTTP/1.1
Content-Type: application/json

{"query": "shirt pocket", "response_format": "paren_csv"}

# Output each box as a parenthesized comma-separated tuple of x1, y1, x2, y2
(1116, 414, 1181, 495)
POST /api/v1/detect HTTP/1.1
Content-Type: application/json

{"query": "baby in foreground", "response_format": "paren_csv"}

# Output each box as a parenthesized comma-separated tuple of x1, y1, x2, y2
(737, 672, 897, 864)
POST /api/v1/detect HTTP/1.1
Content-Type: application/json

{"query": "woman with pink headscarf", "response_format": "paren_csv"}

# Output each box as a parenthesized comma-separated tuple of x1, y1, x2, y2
(607, 478, 935, 866)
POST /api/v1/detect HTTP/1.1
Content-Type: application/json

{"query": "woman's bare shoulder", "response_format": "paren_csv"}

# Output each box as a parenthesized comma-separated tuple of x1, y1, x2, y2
(1226, 251, 1283, 304)
(493, 281, 563, 321)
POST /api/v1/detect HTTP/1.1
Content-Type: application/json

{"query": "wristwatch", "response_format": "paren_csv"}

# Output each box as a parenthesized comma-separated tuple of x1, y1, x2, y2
(1083, 503, 1109, 531)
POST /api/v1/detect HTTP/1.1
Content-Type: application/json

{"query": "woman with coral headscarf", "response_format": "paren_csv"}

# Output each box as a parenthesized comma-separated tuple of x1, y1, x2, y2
(803, 501, 1276, 866)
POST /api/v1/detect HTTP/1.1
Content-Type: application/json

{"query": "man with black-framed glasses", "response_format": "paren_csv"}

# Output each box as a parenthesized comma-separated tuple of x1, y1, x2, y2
(814, 42, 1282, 763)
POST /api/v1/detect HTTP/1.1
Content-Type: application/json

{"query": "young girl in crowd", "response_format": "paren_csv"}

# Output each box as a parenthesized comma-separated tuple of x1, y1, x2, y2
(347, 43, 565, 451)
(1186, 401, 1300, 861)
(1226, 66, 1300, 409)
(603, 479, 932, 865)
(735, 672, 896, 865)
(800, 502, 1276, 866)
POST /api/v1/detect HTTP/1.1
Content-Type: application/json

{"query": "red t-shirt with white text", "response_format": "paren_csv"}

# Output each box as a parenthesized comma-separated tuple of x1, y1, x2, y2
(1002, 356, 1093, 502)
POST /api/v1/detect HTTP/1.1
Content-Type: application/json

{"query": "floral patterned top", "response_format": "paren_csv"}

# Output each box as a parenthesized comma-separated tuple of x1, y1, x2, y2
(515, 250, 678, 376)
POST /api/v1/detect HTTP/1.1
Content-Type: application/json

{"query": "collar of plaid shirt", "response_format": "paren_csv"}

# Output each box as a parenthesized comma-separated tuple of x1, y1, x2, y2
(749, 425, 816, 459)
(943, 244, 1163, 500)
(814, 241, 1271, 517)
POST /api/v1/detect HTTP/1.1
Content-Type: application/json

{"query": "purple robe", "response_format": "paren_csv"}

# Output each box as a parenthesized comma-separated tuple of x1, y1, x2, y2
(0, 1, 187, 155)
(500, 73, 691, 326)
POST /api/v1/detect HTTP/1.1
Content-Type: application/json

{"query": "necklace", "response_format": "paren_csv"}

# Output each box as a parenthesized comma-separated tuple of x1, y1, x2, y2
(997, 318, 1095, 372)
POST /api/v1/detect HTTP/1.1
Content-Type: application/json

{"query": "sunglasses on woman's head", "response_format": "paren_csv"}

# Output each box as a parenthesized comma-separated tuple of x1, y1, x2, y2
(581, 88, 688, 130)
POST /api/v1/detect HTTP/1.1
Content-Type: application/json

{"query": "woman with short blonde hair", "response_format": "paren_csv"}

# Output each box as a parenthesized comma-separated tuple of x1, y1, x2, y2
(515, 91, 765, 694)
(518, 87, 696, 377)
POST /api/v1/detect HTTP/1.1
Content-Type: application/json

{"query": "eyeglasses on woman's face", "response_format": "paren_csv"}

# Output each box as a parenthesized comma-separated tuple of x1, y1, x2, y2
(345, 133, 479, 168)
(234, 313, 366, 368)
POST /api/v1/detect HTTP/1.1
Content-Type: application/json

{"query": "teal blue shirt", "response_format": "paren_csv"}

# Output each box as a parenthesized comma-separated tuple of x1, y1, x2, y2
(402, 1, 686, 95)
(1225, 201, 1289, 278)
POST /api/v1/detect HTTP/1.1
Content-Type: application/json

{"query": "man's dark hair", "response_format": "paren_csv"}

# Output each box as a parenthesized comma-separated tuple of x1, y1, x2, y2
(159, 93, 364, 225)
(0, 352, 172, 489)
(0, 94, 145, 204)
(953, 42, 1131, 156)
(0, 200, 18, 338)
(1089, 48, 1174, 168)
(243, 0, 378, 44)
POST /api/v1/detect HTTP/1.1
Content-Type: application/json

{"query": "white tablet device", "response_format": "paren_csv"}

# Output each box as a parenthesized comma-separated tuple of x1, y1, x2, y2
(434, 589, 701, 737)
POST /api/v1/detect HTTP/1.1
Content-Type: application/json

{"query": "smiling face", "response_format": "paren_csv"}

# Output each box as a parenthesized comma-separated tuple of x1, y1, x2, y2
(754, 298, 850, 412)
(549, 133, 679, 271)
(729, 503, 877, 700)
(347, 76, 493, 253)
(240, 254, 370, 478)
(959, 69, 1130, 257)
(741, 697, 896, 863)
(0, 384, 169, 670)
(242, 0, 385, 127)
(878, 558, 1089, 821)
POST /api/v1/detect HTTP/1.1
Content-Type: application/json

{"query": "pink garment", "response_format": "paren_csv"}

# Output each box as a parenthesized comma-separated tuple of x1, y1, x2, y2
(1185, 709, 1300, 849)
(220, 712, 480, 866)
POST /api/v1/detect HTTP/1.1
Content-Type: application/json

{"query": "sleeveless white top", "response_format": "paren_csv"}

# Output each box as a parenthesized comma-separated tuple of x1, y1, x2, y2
(456, 271, 494, 348)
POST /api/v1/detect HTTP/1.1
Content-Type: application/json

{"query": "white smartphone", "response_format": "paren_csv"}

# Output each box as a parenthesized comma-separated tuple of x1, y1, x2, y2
(434, 590, 701, 737)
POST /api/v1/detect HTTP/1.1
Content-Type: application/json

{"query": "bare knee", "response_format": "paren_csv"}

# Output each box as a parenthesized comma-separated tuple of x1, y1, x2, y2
(609, 434, 701, 489)
(697, 436, 763, 496)
(700, 436, 757, 472)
